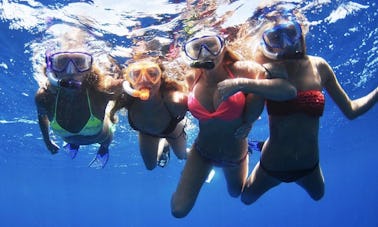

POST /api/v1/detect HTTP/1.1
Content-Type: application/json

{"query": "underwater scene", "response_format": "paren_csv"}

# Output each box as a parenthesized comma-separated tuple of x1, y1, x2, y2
(0, 0, 377, 226)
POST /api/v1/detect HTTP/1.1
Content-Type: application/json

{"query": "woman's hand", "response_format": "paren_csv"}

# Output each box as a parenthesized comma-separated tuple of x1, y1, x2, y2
(234, 122, 252, 140)
(217, 78, 243, 101)
(46, 140, 60, 154)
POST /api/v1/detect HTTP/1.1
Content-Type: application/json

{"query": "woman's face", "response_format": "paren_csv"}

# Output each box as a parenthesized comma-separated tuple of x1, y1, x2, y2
(260, 19, 304, 59)
(184, 34, 225, 70)
(124, 61, 162, 93)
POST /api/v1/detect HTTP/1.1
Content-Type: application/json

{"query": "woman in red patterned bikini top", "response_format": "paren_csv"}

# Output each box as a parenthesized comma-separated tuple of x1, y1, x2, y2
(171, 30, 297, 219)
(216, 4, 377, 206)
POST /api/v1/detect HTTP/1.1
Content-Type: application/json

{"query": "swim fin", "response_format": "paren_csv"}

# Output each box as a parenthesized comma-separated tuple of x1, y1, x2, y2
(248, 140, 264, 153)
(63, 143, 80, 159)
(88, 146, 109, 169)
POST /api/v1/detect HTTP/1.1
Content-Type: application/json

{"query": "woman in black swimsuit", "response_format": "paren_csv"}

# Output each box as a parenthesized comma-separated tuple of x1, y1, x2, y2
(110, 57, 188, 170)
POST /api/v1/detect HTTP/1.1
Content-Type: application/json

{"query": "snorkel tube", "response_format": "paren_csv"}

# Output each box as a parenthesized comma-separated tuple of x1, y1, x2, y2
(46, 69, 82, 89)
(122, 81, 150, 101)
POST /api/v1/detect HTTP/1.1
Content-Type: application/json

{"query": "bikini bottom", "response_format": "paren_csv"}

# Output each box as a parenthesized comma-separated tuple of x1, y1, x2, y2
(259, 160, 319, 183)
(195, 143, 248, 168)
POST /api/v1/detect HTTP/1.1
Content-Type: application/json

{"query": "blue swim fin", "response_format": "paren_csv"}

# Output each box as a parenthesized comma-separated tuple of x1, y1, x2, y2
(63, 143, 80, 159)
(88, 147, 109, 169)
(248, 140, 264, 153)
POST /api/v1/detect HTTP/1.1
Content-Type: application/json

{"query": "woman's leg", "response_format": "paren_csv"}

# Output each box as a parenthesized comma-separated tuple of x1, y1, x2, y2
(296, 164, 325, 201)
(166, 121, 187, 160)
(139, 133, 160, 170)
(223, 153, 249, 197)
(241, 162, 281, 205)
(171, 144, 212, 218)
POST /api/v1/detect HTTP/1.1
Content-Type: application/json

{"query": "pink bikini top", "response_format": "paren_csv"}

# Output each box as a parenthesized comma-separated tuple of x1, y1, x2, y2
(188, 67, 246, 121)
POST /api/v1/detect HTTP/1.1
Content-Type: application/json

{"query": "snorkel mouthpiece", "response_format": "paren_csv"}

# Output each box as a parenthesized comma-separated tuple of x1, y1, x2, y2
(190, 61, 215, 70)
(135, 89, 150, 100)
(46, 69, 82, 89)
(59, 79, 82, 89)
(123, 81, 150, 100)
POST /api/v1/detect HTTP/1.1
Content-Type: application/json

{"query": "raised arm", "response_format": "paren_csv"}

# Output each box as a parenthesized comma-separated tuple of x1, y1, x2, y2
(218, 61, 297, 101)
(319, 57, 377, 119)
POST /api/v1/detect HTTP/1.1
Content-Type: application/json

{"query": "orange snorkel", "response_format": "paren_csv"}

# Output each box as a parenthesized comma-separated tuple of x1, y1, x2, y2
(122, 81, 150, 100)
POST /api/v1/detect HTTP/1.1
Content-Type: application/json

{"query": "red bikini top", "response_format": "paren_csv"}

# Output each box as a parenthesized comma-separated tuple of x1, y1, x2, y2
(188, 67, 246, 121)
(266, 90, 325, 117)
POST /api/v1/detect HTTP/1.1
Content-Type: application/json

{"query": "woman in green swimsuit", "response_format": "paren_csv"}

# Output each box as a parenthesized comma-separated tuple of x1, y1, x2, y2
(35, 50, 124, 168)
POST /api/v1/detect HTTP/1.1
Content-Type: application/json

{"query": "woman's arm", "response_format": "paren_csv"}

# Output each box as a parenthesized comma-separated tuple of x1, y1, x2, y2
(165, 90, 188, 118)
(319, 58, 377, 119)
(35, 89, 59, 154)
(235, 93, 265, 139)
(218, 61, 297, 101)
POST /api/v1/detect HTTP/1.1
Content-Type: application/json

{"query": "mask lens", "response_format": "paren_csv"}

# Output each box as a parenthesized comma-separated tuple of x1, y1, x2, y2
(51, 53, 70, 72)
(128, 69, 142, 85)
(263, 21, 301, 49)
(49, 52, 93, 73)
(184, 35, 224, 60)
(126, 62, 162, 85)
(146, 67, 161, 83)
(70, 53, 92, 72)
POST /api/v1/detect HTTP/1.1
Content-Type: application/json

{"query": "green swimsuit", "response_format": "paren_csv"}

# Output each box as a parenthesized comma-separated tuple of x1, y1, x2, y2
(50, 89, 103, 138)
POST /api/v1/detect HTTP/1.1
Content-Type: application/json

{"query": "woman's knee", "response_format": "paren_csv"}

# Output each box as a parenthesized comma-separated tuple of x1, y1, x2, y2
(240, 188, 259, 205)
(309, 185, 325, 201)
(170, 193, 193, 218)
(144, 161, 156, 171)
(227, 183, 243, 198)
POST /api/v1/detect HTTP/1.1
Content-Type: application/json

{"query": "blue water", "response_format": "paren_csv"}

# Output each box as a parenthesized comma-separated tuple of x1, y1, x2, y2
(1, 1, 377, 226)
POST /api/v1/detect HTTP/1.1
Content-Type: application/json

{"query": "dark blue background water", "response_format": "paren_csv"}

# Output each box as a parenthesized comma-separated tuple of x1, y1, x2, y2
(1, 1, 377, 226)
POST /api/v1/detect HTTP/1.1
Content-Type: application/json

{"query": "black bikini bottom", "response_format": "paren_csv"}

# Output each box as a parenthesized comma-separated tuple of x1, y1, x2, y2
(195, 143, 248, 168)
(259, 160, 319, 183)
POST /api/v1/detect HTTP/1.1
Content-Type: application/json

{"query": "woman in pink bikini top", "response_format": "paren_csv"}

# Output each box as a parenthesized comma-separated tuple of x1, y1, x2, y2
(188, 66, 246, 121)
(171, 30, 297, 218)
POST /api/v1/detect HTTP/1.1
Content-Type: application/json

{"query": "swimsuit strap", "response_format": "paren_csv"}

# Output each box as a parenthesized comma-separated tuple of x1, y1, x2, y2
(190, 71, 202, 91)
(52, 88, 62, 123)
(223, 65, 236, 78)
(85, 89, 95, 117)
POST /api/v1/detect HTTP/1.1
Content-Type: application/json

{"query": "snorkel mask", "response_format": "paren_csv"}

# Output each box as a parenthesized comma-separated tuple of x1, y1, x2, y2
(261, 20, 304, 60)
(253, 3, 305, 60)
(184, 35, 224, 70)
(122, 61, 162, 100)
(45, 51, 93, 89)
